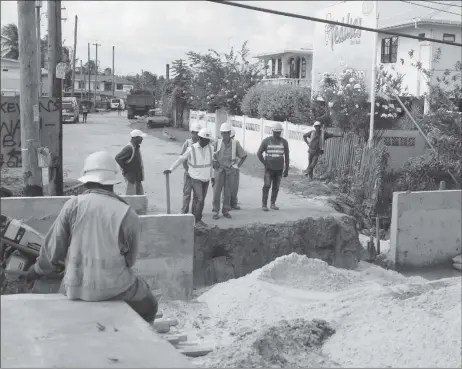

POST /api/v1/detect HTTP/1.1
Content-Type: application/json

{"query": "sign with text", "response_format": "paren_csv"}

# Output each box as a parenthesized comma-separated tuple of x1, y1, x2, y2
(311, 1, 377, 95)
(1, 97, 60, 169)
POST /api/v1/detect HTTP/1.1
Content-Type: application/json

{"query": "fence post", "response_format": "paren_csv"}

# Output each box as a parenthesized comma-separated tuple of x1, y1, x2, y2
(284, 121, 289, 139)
(260, 118, 264, 141)
(243, 115, 246, 150)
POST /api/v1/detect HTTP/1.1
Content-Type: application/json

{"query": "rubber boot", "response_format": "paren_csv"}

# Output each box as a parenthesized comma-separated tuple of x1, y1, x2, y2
(270, 203, 280, 210)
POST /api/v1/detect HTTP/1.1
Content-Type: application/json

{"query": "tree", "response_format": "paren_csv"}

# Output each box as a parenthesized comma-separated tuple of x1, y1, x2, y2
(103, 67, 112, 76)
(1, 23, 19, 59)
(83, 60, 98, 75)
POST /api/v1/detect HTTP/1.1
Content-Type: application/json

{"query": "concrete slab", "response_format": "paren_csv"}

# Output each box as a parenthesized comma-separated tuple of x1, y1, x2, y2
(1, 294, 192, 368)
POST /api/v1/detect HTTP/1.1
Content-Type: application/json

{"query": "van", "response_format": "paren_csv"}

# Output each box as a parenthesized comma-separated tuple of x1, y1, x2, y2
(110, 98, 125, 111)
(62, 97, 79, 123)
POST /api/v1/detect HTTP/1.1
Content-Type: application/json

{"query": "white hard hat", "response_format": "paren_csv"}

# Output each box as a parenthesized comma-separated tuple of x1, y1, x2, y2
(220, 122, 232, 132)
(190, 122, 202, 132)
(313, 121, 322, 127)
(130, 129, 146, 138)
(272, 122, 283, 132)
(198, 128, 212, 139)
(230, 128, 235, 138)
(78, 151, 121, 185)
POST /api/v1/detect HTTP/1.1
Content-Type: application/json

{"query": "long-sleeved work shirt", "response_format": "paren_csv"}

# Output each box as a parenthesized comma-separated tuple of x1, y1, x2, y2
(257, 136, 290, 171)
(169, 143, 213, 182)
(213, 139, 246, 170)
(115, 143, 144, 183)
(305, 130, 336, 154)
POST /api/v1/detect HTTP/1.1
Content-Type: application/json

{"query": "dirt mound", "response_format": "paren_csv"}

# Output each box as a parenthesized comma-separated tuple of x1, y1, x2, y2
(198, 319, 338, 368)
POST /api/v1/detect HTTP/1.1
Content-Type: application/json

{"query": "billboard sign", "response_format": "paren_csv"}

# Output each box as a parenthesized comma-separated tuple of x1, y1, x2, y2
(311, 1, 377, 95)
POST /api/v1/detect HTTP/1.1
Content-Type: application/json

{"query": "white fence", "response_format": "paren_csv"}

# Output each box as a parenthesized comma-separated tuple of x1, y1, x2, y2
(189, 110, 426, 172)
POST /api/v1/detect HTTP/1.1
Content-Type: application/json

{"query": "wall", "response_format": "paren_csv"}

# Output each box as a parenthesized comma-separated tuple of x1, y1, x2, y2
(0, 196, 194, 300)
(1, 58, 20, 96)
(389, 190, 462, 268)
(190, 110, 426, 172)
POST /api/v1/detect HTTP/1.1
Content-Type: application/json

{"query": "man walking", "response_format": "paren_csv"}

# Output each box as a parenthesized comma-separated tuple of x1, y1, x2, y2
(82, 104, 89, 123)
(115, 129, 146, 195)
(303, 121, 343, 180)
(26, 151, 158, 323)
(180, 123, 202, 214)
(117, 103, 122, 116)
(164, 128, 214, 228)
(257, 122, 289, 211)
(212, 123, 247, 220)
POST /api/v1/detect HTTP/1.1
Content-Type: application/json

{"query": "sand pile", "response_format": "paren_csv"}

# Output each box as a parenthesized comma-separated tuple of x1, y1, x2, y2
(164, 253, 461, 368)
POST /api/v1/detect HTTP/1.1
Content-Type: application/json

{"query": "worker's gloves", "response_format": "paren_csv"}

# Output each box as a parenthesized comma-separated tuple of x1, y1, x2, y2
(163, 169, 172, 175)
(26, 265, 41, 282)
(283, 171, 288, 178)
(211, 178, 215, 187)
(212, 161, 220, 170)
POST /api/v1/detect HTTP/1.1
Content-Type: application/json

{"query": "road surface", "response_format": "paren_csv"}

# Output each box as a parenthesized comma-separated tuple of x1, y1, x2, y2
(60, 111, 339, 227)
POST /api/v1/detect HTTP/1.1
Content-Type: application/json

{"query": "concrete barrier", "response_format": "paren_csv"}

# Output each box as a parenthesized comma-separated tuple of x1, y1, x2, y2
(0, 196, 194, 300)
(1, 294, 192, 368)
(390, 190, 462, 268)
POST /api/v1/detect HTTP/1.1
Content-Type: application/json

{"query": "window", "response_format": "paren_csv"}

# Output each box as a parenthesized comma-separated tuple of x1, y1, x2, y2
(104, 82, 112, 91)
(418, 33, 425, 41)
(116, 83, 123, 90)
(301, 57, 307, 79)
(443, 33, 455, 42)
(381, 37, 398, 63)
(78, 81, 85, 89)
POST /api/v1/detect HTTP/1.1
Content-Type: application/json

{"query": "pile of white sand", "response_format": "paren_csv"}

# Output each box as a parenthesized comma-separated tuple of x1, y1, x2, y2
(162, 253, 461, 368)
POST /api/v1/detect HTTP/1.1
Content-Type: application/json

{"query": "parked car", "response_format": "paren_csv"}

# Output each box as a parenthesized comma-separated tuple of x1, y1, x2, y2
(110, 98, 125, 111)
(146, 109, 171, 128)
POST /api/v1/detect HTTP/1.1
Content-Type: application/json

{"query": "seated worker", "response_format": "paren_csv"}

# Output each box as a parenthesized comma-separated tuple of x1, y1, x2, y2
(26, 151, 158, 324)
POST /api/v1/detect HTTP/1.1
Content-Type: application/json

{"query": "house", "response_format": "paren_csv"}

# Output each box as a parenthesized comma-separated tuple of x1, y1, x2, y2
(254, 48, 313, 88)
(1, 57, 20, 96)
(378, 18, 461, 100)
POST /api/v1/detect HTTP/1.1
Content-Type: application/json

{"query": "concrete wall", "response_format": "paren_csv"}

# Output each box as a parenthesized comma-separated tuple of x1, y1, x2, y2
(390, 190, 462, 268)
(0, 196, 194, 300)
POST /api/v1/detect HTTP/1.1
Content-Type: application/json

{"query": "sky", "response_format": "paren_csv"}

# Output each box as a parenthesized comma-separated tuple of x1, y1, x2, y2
(1, 0, 461, 77)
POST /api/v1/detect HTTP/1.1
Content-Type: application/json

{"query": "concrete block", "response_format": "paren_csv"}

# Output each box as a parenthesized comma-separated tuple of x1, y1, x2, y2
(1, 294, 192, 368)
(390, 190, 462, 268)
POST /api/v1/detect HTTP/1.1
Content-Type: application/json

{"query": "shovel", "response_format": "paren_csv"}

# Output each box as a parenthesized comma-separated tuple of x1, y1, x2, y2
(165, 171, 171, 214)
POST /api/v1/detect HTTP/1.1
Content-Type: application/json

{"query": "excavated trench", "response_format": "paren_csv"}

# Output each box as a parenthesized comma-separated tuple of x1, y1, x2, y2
(193, 214, 363, 287)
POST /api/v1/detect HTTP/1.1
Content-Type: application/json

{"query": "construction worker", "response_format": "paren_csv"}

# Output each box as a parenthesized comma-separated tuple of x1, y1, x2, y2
(224, 128, 241, 210)
(180, 123, 202, 214)
(303, 121, 343, 180)
(26, 151, 158, 323)
(164, 128, 215, 228)
(212, 123, 247, 219)
(115, 129, 146, 195)
(257, 122, 289, 211)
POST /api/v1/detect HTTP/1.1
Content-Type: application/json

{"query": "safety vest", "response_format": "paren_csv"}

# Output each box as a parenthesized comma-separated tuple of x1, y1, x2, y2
(266, 142, 285, 158)
(216, 138, 237, 166)
(125, 143, 136, 164)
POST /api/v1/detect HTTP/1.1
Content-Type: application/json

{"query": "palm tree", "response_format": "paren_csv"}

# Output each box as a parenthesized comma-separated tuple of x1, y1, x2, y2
(1, 23, 19, 59)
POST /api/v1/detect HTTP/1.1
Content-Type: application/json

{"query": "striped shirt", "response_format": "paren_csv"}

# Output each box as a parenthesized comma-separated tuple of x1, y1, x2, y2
(257, 136, 289, 171)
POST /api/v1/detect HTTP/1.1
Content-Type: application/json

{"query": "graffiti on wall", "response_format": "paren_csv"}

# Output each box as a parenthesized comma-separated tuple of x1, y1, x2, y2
(0, 97, 60, 169)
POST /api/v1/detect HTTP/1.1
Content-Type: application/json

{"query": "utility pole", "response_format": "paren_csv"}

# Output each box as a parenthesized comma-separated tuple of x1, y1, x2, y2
(47, 0, 64, 196)
(141, 69, 144, 89)
(87, 42, 90, 101)
(71, 15, 78, 97)
(35, 0, 42, 97)
(93, 42, 101, 108)
(17, 0, 43, 196)
(368, 0, 379, 148)
(80, 59, 83, 100)
(112, 45, 115, 97)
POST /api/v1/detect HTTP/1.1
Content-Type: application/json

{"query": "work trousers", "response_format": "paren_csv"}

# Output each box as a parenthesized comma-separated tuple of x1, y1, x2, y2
(227, 167, 240, 208)
(110, 276, 158, 323)
(212, 169, 232, 214)
(82, 112, 88, 122)
(125, 179, 144, 195)
(306, 151, 320, 179)
(262, 168, 282, 205)
(191, 178, 209, 222)
(181, 172, 193, 214)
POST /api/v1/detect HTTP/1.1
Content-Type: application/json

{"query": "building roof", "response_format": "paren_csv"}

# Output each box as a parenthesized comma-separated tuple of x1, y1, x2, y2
(380, 17, 462, 31)
(254, 48, 313, 59)
(41, 69, 133, 85)
(1, 57, 20, 64)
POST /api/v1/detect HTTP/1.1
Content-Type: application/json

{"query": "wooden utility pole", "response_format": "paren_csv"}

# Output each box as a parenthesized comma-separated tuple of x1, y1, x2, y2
(17, 0, 43, 196)
(87, 42, 90, 101)
(80, 59, 83, 100)
(71, 15, 78, 97)
(93, 42, 101, 108)
(47, 0, 63, 196)
(112, 45, 115, 97)
(35, 0, 42, 97)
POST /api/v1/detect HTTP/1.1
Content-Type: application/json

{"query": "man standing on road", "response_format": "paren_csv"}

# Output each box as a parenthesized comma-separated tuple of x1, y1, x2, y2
(180, 122, 202, 214)
(164, 128, 215, 229)
(115, 129, 146, 195)
(212, 123, 247, 220)
(26, 151, 158, 324)
(223, 128, 242, 210)
(117, 103, 122, 116)
(82, 104, 89, 123)
(257, 122, 289, 211)
(303, 121, 343, 180)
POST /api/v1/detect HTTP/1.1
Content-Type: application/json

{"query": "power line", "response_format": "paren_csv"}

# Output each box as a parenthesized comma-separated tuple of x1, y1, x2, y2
(400, 0, 462, 16)
(206, 0, 462, 47)
(426, 0, 462, 8)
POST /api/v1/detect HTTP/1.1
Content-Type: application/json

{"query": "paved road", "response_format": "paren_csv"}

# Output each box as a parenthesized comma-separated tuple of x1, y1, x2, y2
(61, 111, 339, 227)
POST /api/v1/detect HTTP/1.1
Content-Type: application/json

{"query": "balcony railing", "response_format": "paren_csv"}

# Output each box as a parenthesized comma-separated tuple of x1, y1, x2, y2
(260, 77, 311, 88)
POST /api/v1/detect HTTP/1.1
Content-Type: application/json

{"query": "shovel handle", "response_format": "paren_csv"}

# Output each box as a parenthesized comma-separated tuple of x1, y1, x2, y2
(165, 172, 171, 214)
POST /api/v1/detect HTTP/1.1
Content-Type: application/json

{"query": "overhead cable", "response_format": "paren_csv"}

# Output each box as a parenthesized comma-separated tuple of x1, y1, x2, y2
(400, 0, 462, 16)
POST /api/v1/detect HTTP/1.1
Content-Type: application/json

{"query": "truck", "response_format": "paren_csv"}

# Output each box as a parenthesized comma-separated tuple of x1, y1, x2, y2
(126, 91, 154, 120)
(62, 97, 79, 124)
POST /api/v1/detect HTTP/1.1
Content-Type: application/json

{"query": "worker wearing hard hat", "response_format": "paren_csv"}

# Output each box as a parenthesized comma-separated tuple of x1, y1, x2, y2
(26, 151, 158, 323)
(257, 122, 290, 211)
(302, 121, 343, 180)
(164, 128, 215, 228)
(212, 123, 247, 220)
(115, 129, 147, 195)
(180, 123, 202, 214)
(228, 128, 241, 210)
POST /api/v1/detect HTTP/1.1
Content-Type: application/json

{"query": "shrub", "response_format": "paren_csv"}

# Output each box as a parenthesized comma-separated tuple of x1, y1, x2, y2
(241, 84, 311, 124)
